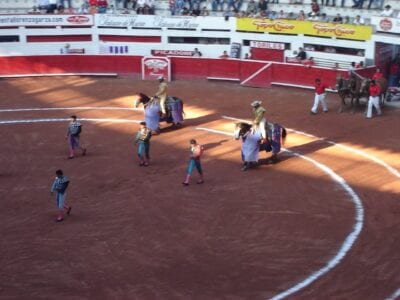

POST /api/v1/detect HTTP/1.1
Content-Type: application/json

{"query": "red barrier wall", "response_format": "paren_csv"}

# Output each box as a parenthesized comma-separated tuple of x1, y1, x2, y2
(0, 56, 142, 75)
(0, 55, 348, 89)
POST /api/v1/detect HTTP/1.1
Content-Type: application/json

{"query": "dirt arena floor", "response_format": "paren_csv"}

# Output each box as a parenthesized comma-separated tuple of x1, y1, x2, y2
(0, 76, 399, 300)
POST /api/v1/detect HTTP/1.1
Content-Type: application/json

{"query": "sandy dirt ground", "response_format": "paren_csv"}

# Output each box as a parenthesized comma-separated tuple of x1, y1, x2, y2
(0, 76, 399, 300)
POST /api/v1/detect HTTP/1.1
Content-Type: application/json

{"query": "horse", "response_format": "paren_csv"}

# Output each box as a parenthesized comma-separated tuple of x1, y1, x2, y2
(359, 77, 388, 107)
(336, 73, 362, 113)
(234, 121, 287, 171)
(134, 93, 184, 133)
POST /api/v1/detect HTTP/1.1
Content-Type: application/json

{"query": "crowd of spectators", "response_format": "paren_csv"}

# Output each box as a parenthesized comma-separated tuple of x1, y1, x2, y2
(27, 0, 400, 18)
(33, 0, 157, 14)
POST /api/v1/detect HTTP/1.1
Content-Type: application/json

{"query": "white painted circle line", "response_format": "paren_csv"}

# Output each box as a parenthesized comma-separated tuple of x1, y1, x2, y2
(386, 288, 400, 300)
(222, 115, 400, 179)
(0, 118, 142, 125)
(0, 106, 143, 113)
(196, 127, 364, 300)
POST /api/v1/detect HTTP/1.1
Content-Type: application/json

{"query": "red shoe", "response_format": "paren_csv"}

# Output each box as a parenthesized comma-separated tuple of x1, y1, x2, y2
(182, 182, 189, 186)
(68, 156, 74, 159)
(56, 218, 64, 222)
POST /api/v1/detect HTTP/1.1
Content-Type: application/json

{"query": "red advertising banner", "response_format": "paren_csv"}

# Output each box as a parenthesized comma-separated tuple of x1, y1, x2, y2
(141, 56, 171, 81)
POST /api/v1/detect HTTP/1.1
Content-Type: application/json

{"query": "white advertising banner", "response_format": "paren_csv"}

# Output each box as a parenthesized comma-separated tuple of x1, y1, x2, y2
(371, 16, 400, 34)
(96, 14, 202, 29)
(250, 41, 285, 50)
(142, 56, 171, 81)
(0, 15, 94, 27)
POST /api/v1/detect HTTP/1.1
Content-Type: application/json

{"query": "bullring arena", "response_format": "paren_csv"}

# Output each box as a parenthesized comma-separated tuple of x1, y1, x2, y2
(1, 74, 399, 299)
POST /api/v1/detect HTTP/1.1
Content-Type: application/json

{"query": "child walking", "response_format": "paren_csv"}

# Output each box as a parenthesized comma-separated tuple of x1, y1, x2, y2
(135, 121, 152, 166)
(50, 169, 71, 222)
(66, 115, 86, 159)
(182, 139, 204, 186)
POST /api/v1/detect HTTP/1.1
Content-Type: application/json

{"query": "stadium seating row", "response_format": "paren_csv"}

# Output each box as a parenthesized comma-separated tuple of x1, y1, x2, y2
(0, 0, 398, 19)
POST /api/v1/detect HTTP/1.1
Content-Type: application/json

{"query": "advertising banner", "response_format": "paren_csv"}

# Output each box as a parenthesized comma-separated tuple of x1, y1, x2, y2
(142, 56, 171, 81)
(250, 41, 285, 50)
(96, 14, 201, 29)
(371, 16, 400, 34)
(151, 50, 193, 56)
(0, 15, 93, 27)
(237, 18, 372, 41)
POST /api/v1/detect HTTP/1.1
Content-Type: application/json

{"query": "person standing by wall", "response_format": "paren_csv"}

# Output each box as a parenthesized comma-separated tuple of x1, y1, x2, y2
(182, 139, 204, 186)
(366, 80, 381, 119)
(50, 169, 71, 222)
(135, 121, 152, 166)
(311, 78, 329, 114)
(66, 115, 86, 159)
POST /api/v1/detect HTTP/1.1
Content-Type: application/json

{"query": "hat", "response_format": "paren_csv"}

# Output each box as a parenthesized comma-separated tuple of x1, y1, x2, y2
(251, 100, 262, 107)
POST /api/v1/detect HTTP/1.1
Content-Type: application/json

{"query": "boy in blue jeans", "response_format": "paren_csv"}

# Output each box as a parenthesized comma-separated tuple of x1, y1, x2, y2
(50, 169, 71, 222)
(135, 121, 152, 166)
(182, 139, 204, 186)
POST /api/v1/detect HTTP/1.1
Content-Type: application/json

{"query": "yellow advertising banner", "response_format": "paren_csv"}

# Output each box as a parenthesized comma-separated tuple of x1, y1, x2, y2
(236, 18, 372, 41)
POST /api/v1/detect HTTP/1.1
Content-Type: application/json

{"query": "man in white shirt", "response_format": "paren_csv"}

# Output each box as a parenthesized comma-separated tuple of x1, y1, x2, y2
(380, 5, 393, 17)
(353, 15, 365, 25)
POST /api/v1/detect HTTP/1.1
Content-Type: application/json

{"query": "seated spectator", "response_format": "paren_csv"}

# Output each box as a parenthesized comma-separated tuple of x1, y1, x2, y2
(258, 0, 268, 15)
(97, 0, 108, 13)
(47, 0, 58, 13)
(303, 57, 315, 68)
(144, 0, 155, 14)
(269, 11, 277, 20)
(333, 13, 343, 24)
(353, 15, 364, 25)
(277, 10, 286, 19)
(296, 47, 307, 60)
(343, 16, 350, 24)
(28, 5, 41, 13)
(380, 5, 393, 17)
(200, 6, 209, 15)
(356, 61, 364, 68)
(246, 0, 257, 15)
(106, 4, 115, 13)
(37, 0, 49, 12)
(308, 12, 319, 21)
(219, 50, 230, 59)
(192, 48, 202, 57)
(297, 10, 306, 20)
(181, 6, 190, 14)
(320, 13, 329, 22)
(372, 68, 384, 80)
(244, 53, 252, 59)
(310, 0, 320, 15)
(286, 12, 297, 20)
(136, 0, 145, 13)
